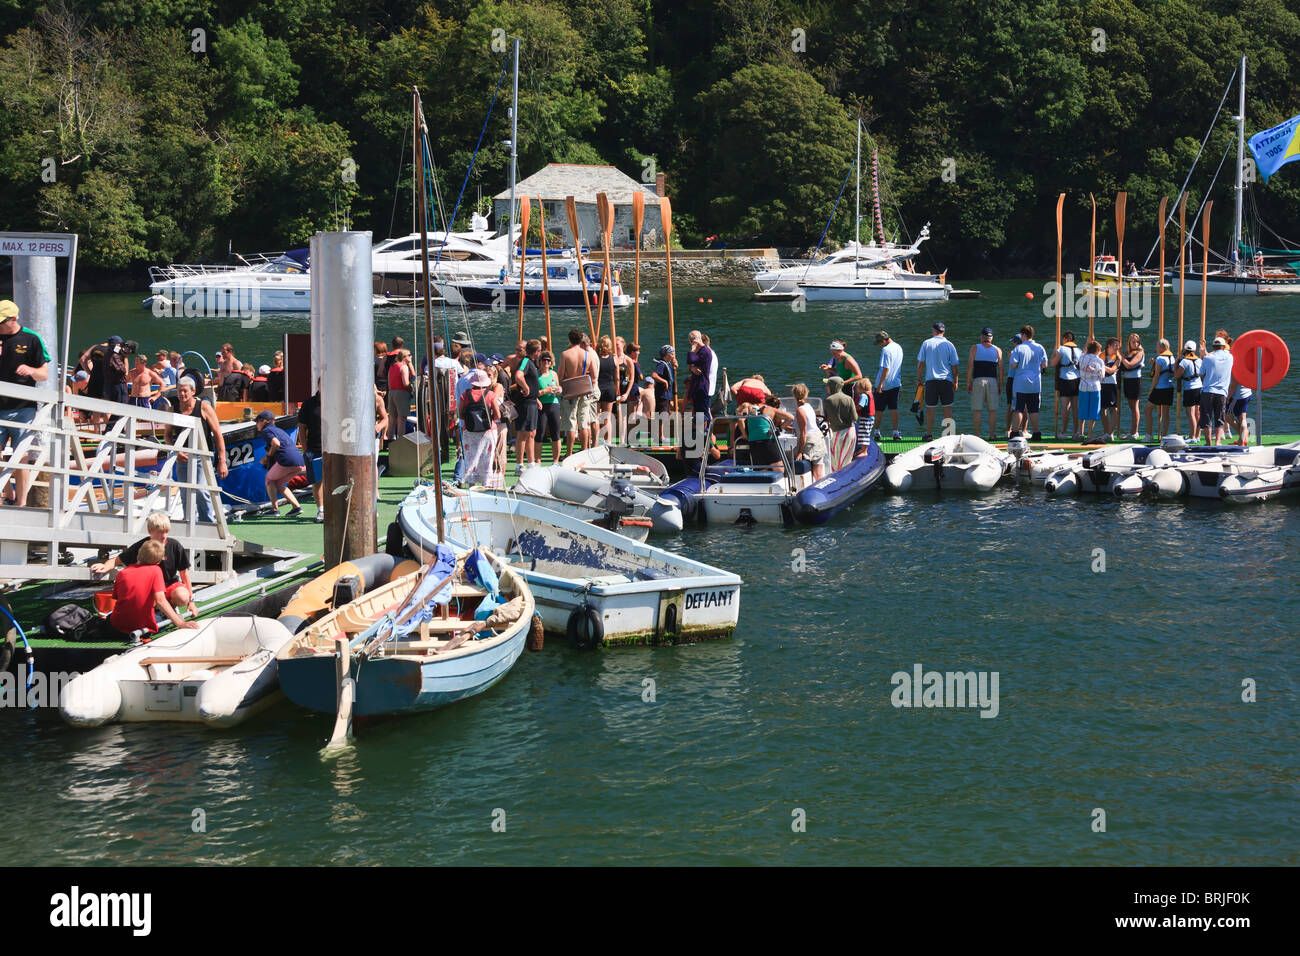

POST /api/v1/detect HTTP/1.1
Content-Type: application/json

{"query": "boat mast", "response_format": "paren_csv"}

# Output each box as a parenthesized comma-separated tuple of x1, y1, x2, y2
(413, 87, 445, 543)
(1234, 53, 1246, 274)
(855, 118, 861, 278)
(506, 38, 520, 274)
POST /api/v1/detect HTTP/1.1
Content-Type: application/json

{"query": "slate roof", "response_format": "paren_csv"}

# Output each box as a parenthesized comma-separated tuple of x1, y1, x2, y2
(493, 164, 660, 205)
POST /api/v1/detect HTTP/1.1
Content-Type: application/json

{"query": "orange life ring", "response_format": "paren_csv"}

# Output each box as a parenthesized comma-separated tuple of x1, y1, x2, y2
(1231, 329, 1290, 390)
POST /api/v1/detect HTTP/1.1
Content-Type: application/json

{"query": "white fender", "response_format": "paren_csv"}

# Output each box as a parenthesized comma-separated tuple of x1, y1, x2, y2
(1044, 467, 1079, 495)
(964, 458, 1002, 491)
(885, 463, 912, 491)
(60, 669, 123, 727)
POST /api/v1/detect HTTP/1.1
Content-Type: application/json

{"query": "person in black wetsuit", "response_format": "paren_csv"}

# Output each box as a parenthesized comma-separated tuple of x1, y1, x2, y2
(511, 340, 542, 468)
(596, 334, 617, 444)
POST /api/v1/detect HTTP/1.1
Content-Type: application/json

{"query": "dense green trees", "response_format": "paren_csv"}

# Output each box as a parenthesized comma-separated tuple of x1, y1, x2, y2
(0, 0, 1298, 275)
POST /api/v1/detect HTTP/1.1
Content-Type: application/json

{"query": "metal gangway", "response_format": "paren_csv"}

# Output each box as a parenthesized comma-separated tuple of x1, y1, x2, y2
(0, 380, 237, 584)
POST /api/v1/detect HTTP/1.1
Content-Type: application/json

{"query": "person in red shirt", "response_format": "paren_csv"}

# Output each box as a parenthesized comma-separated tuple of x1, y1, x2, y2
(109, 539, 198, 638)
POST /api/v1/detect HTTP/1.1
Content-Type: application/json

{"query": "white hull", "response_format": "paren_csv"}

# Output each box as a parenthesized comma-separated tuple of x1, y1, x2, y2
(148, 278, 311, 313)
(1043, 441, 1300, 501)
(800, 279, 950, 301)
(1170, 274, 1300, 296)
(886, 435, 1013, 492)
(60, 617, 295, 727)
(400, 489, 741, 646)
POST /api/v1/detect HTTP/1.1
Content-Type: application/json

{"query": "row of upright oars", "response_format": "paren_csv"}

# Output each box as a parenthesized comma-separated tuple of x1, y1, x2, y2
(1052, 190, 1217, 437)
(510, 190, 678, 410)
(1055, 191, 1216, 348)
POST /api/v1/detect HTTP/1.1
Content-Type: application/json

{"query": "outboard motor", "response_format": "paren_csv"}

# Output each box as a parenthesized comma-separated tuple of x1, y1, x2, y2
(1160, 434, 1189, 453)
(1006, 435, 1030, 460)
(603, 477, 637, 517)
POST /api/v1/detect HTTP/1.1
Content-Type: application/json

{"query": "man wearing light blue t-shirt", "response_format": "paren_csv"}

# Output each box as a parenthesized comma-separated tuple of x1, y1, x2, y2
(915, 322, 959, 441)
(1198, 337, 1234, 445)
(874, 331, 904, 440)
(1009, 324, 1049, 440)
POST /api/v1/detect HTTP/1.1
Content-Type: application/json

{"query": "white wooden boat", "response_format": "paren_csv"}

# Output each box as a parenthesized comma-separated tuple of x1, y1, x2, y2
(885, 435, 1015, 492)
(399, 487, 742, 647)
(60, 616, 295, 728)
(276, 546, 535, 719)
(469, 484, 651, 542)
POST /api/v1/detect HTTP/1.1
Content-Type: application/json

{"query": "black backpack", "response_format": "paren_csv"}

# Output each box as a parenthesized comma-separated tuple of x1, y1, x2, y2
(461, 387, 491, 433)
(44, 604, 111, 642)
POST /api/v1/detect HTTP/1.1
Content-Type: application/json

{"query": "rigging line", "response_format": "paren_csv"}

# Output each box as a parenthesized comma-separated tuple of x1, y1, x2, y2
(1181, 140, 1234, 264)
(1141, 62, 1239, 266)
(387, 136, 409, 243)
(433, 55, 510, 355)
(807, 157, 855, 280)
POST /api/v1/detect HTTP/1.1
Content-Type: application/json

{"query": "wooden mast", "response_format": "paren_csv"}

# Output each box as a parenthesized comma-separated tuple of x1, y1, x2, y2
(413, 87, 443, 542)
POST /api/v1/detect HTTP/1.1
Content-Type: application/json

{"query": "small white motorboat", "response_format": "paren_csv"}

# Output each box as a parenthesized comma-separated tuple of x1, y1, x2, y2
(521, 457, 682, 532)
(465, 484, 652, 542)
(60, 616, 295, 728)
(885, 435, 1015, 492)
(1107, 438, 1300, 502)
(399, 487, 741, 648)
(559, 444, 669, 489)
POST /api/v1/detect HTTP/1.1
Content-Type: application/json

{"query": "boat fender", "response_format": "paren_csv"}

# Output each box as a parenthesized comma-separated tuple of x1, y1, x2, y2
(385, 520, 408, 558)
(527, 614, 545, 652)
(567, 605, 603, 649)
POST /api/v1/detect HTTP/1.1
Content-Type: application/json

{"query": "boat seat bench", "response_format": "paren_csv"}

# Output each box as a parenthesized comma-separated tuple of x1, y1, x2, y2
(138, 656, 244, 666)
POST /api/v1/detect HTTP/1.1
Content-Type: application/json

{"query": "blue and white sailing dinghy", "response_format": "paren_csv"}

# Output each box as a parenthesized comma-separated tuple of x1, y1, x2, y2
(276, 544, 534, 720)
(399, 486, 742, 648)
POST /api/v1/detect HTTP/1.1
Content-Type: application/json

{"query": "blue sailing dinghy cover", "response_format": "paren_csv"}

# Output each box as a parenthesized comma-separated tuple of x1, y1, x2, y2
(465, 549, 505, 620)
(394, 544, 459, 636)
(357, 543, 458, 645)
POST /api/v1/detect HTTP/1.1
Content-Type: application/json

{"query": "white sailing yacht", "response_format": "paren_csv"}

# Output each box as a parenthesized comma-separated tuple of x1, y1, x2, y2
(1171, 55, 1300, 296)
(794, 120, 950, 302)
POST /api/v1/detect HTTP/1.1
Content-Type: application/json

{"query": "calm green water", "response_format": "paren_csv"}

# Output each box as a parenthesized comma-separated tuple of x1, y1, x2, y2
(1, 281, 1296, 865)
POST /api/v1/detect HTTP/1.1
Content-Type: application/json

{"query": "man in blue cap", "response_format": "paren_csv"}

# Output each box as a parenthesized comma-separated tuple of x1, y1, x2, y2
(915, 321, 958, 441)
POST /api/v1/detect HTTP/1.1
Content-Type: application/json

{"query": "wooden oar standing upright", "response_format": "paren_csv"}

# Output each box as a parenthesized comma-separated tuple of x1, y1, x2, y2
(593, 197, 609, 335)
(516, 195, 531, 339)
(1156, 196, 1168, 342)
(661, 195, 678, 413)
(1177, 194, 1187, 350)
(597, 192, 617, 346)
(1088, 194, 1097, 344)
(565, 196, 596, 342)
(1054, 192, 1064, 437)
(1115, 191, 1127, 344)
(1200, 201, 1213, 345)
(632, 191, 645, 343)
(537, 199, 552, 348)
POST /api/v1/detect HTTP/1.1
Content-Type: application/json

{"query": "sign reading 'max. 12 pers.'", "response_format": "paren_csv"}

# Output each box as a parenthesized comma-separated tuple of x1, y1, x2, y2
(0, 232, 75, 257)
